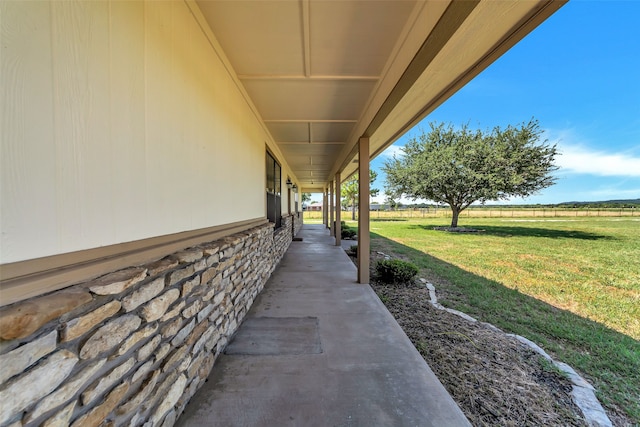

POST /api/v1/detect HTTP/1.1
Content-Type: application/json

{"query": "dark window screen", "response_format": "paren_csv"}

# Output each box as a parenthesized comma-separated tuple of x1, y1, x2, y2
(266, 152, 281, 228)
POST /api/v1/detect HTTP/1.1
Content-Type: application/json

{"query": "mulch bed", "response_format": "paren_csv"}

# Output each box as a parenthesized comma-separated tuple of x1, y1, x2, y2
(358, 251, 589, 426)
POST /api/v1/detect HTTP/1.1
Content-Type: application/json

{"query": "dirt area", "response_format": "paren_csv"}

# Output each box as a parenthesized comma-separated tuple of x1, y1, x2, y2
(357, 250, 589, 426)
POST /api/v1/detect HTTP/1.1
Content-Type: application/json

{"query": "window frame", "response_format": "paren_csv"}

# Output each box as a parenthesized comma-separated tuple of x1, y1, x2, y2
(265, 150, 282, 229)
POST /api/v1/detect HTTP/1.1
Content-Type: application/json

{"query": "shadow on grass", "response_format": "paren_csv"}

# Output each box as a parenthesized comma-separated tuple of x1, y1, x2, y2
(371, 218, 408, 222)
(370, 232, 639, 424)
(410, 224, 612, 240)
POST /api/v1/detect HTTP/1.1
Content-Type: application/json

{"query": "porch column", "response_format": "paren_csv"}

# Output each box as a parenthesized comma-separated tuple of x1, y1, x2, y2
(335, 172, 342, 246)
(323, 189, 328, 227)
(329, 180, 335, 236)
(357, 137, 370, 284)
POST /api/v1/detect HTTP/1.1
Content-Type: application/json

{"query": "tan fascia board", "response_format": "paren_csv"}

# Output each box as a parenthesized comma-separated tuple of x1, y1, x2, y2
(330, 0, 567, 181)
(368, 0, 568, 161)
(0, 218, 267, 307)
(185, 0, 300, 185)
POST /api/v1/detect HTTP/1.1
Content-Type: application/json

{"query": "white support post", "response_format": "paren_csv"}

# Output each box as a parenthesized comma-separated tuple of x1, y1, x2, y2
(357, 137, 370, 284)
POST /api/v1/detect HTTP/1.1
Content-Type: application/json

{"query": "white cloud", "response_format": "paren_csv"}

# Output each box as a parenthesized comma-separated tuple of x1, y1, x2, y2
(380, 145, 405, 158)
(556, 144, 640, 177)
(544, 128, 640, 177)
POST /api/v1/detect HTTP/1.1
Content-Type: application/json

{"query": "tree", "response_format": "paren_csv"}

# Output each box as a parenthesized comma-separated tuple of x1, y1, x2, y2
(341, 170, 379, 220)
(383, 120, 558, 228)
(302, 192, 312, 204)
(385, 195, 398, 210)
(384, 184, 403, 210)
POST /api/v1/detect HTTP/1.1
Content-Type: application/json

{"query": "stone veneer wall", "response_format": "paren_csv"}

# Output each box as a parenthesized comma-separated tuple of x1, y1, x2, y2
(0, 216, 299, 427)
(293, 212, 303, 236)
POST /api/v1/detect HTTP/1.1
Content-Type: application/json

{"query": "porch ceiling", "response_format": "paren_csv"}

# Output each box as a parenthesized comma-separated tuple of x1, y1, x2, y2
(195, 0, 565, 192)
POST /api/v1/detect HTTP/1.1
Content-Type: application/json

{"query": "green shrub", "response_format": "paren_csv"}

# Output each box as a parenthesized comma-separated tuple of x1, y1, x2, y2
(348, 245, 358, 256)
(375, 259, 419, 284)
(341, 227, 357, 239)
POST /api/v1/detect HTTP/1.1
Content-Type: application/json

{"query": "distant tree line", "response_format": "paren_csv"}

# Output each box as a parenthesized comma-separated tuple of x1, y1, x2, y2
(554, 200, 639, 209)
(392, 201, 639, 210)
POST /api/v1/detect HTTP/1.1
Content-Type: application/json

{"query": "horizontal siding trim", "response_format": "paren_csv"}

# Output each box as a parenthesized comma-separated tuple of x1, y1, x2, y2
(0, 217, 268, 307)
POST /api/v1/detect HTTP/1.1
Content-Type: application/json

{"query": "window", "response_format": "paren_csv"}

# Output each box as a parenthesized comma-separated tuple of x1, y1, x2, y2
(266, 151, 281, 228)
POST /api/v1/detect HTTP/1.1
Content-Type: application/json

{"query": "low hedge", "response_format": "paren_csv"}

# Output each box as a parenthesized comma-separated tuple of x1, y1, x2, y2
(375, 259, 419, 284)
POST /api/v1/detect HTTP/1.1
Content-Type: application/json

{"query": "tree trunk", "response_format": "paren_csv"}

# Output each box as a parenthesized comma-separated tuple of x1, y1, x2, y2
(351, 204, 356, 221)
(450, 206, 460, 228)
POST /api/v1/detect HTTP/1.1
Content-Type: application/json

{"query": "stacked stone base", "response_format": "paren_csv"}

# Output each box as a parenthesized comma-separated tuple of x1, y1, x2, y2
(0, 214, 301, 427)
(293, 212, 303, 236)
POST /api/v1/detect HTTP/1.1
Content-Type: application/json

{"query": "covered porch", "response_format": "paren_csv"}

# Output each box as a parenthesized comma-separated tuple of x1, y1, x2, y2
(0, 1, 566, 426)
(176, 224, 470, 426)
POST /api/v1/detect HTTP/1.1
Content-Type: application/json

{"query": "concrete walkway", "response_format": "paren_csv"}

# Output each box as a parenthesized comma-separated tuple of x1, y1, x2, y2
(176, 224, 470, 427)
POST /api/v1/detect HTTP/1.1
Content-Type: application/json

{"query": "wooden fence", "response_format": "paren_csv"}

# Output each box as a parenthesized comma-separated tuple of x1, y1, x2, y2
(303, 207, 638, 221)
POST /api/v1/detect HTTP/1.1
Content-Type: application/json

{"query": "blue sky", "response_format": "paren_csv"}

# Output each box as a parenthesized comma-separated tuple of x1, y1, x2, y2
(316, 1, 640, 205)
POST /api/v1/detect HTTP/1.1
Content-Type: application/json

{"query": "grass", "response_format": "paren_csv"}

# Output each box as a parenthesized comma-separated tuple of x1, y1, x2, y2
(302, 214, 323, 224)
(366, 216, 640, 423)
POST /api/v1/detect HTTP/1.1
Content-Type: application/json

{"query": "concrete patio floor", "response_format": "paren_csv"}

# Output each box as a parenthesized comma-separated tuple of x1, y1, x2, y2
(176, 224, 470, 427)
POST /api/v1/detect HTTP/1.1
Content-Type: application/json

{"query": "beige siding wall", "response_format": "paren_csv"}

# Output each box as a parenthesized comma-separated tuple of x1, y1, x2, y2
(1, 0, 290, 264)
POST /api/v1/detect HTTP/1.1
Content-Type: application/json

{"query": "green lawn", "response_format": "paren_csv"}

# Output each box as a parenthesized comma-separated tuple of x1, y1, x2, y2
(364, 217, 640, 423)
(303, 217, 323, 224)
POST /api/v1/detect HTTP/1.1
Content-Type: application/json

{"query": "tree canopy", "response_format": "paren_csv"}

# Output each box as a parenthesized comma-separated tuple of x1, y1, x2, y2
(382, 120, 558, 227)
(341, 170, 379, 220)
